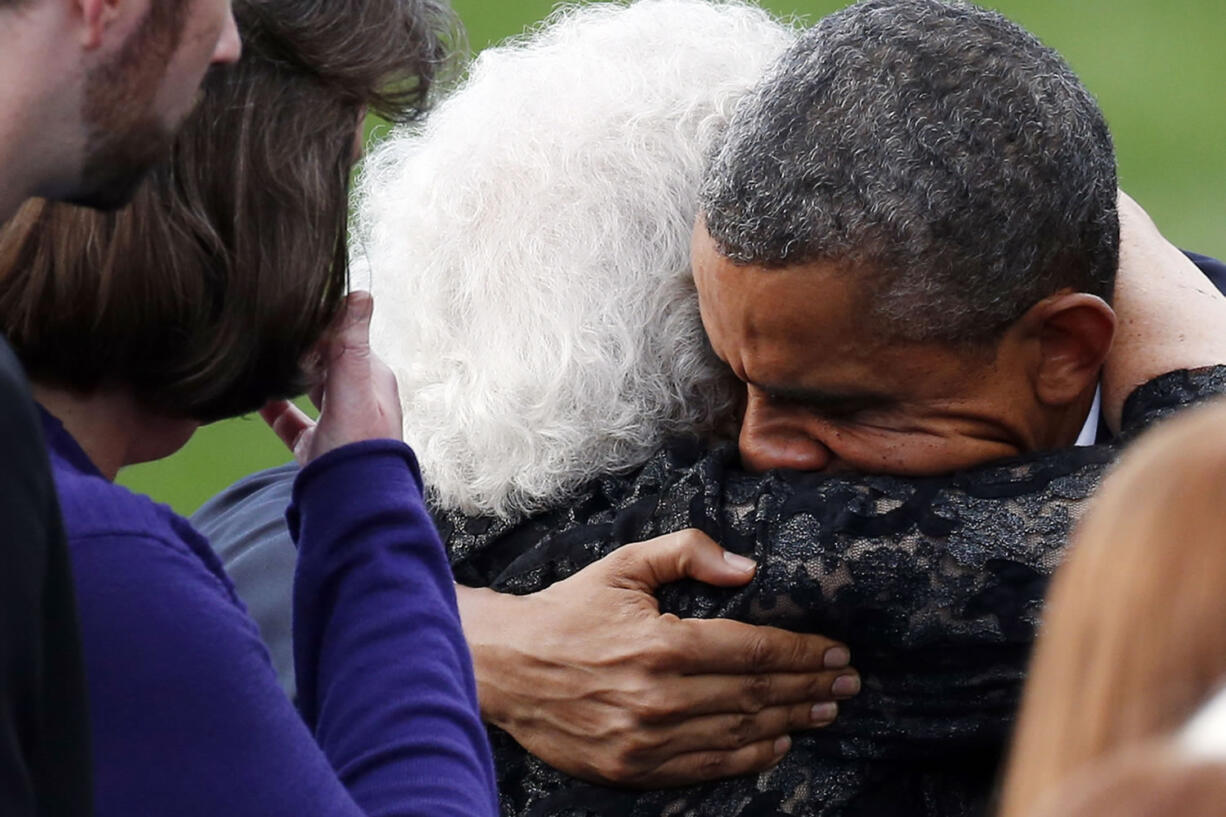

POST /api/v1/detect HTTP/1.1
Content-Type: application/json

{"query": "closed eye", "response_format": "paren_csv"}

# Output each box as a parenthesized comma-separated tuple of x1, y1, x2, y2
(762, 389, 890, 421)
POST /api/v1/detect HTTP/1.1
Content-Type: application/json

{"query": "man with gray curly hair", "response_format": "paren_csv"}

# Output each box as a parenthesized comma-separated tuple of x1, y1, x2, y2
(695, 0, 1119, 476)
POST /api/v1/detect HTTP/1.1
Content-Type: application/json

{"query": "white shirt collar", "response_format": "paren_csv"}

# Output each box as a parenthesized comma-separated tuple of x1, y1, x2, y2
(1074, 385, 1102, 447)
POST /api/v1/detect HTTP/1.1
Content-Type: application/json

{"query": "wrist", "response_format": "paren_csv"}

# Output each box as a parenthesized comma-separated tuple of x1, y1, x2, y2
(456, 584, 526, 727)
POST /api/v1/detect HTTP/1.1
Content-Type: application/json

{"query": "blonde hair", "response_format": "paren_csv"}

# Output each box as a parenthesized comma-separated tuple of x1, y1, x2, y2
(998, 398, 1226, 817)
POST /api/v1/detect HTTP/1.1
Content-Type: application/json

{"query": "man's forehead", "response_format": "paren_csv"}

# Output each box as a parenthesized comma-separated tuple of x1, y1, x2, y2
(692, 218, 924, 372)
(704, 258, 870, 337)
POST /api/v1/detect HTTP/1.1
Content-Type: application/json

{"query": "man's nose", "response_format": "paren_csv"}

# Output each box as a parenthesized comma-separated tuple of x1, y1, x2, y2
(738, 396, 834, 473)
(212, 8, 242, 66)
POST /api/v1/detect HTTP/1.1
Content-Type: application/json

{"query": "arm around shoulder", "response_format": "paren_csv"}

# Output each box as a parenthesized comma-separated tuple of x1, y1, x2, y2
(1101, 194, 1226, 430)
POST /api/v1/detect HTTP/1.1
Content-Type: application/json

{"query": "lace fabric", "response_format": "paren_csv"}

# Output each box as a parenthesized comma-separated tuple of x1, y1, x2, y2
(440, 367, 1226, 817)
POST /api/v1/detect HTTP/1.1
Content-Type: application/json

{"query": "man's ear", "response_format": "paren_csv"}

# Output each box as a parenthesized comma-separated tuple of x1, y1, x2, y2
(1023, 292, 1117, 408)
(76, 0, 124, 50)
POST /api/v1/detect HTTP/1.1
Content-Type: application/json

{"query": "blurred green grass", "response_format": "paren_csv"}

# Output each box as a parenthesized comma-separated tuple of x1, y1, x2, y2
(119, 0, 1226, 514)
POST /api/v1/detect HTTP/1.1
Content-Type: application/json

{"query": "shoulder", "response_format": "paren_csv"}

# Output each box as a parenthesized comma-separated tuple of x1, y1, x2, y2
(193, 463, 298, 562)
(56, 463, 172, 541)
(1119, 365, 1226, 440)
(1186, 250, 1226, 296)
(56, 464, 155, 531)
(56, 466, 239, 604)
(193, 465, 300, 696)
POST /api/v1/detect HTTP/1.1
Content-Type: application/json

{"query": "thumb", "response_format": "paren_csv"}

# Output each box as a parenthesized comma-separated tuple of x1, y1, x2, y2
(605, 529, 757, 593)
(323, 291, 375, 400)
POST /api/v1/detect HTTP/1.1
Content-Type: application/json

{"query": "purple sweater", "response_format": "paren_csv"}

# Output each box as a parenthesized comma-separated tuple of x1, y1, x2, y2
(40, 408, 498, 817)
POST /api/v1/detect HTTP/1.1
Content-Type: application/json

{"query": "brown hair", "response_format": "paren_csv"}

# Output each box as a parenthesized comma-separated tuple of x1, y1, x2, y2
(997, 398, 1226, 817)
(0, 0, 456, 422)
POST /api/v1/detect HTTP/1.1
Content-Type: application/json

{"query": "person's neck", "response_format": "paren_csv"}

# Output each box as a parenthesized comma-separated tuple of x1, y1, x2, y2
(1045, 380, 1101, 450)
(35, 385, 144, 480)
(34, 384, 199, 481)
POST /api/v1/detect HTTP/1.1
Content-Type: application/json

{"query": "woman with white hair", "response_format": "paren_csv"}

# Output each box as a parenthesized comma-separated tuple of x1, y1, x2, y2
(355, 0, 758, 519)
(198, 1, 1226, 815)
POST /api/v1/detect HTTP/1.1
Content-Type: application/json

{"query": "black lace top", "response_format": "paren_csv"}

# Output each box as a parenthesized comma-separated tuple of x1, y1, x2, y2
(438, 367, 1226, 817)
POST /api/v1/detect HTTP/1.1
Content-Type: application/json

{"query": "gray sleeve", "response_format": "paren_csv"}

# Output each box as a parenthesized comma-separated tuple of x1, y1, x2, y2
(193, 463, 300, 699)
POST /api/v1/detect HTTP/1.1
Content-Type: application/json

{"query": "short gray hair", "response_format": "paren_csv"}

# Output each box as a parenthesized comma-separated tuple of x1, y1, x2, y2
(354, 0, 793, 518)
(700, 0, 1118, 343)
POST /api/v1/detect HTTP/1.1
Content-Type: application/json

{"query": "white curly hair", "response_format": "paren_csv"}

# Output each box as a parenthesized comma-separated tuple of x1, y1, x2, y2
(353, 0, 794, 519)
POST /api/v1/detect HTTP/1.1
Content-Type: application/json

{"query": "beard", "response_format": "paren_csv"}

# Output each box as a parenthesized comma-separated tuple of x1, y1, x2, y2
(70, 116, 174, 211)
(69, 4, 188, 211)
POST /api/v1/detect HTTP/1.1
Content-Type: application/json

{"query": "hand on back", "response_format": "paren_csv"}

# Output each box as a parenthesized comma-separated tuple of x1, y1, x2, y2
(461, 529, 860, 787)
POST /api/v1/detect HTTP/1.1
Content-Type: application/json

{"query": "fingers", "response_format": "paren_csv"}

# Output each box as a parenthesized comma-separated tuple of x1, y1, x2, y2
(672, 615, 850, 676)
(603, 529, 757, 593)
(637, 699, 839, 758)
(535, 665, 860, 787)
(297, 291, 404, 460)
(640, 668, 860, 721)
(260, 400, 315, 457)
(624, 736, 792, 788)
(322, 291, 375, 404)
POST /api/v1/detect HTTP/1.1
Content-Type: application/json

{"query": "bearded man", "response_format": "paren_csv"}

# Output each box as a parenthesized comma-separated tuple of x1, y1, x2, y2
(0, 2, 239, 814)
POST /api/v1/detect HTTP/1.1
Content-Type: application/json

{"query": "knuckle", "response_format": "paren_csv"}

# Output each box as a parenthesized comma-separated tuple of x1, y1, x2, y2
(693, 751, 730, 779)
(667, 529, 708, 564)
(746, 633, 779, 672)
(637, 632, 684, 672)
(601, 756, 639, 785)
(728, 713, 758, 747)
(604, 545, 636, 573)
(603, 708, 641, 741)
(601, 737, 662, 785)
(740, 671, 773, 711)
(635, 689, 681, 723)
(335, 334, 372, 358)
(677, 528, 709, 549)
(624, 730, 668, 762)
(590, 716, 642, 760)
